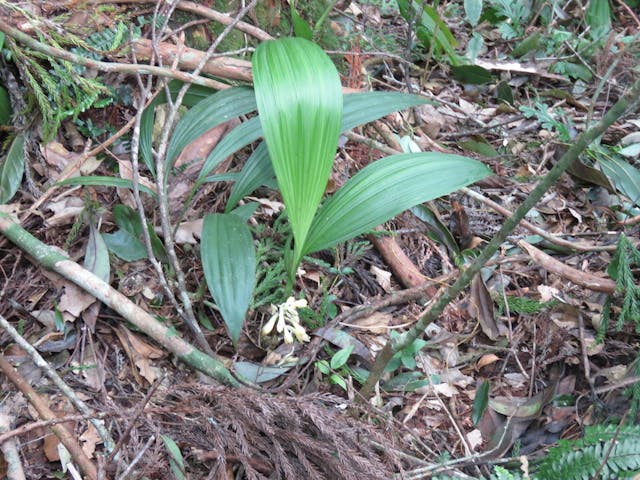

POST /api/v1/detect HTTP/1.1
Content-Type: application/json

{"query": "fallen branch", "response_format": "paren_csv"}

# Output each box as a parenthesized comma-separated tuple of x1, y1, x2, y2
(369, 227, 435, 290)
(0, 314, 115, 451)
(0, 410, 26, 480)
(0, 18, 230, 90)
(518, 240, 617, 293)
(132, 38, 252, 82)
(95, 0, 274, 41)
(0, 214, 240, 387)
(0, 354, 98, 480)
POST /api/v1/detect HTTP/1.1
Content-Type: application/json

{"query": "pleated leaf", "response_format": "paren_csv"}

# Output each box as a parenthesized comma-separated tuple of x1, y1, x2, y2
(165, 87, 257, 181)
(201, 213, 256, 346)
(253, 37, 343, 267)
(140, 82, 216, 175)
(302, 153, 491, 255)
(224, 91, 429, 210)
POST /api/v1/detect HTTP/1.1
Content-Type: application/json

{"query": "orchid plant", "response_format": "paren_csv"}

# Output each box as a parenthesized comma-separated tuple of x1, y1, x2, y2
(129, 37, 490, 347)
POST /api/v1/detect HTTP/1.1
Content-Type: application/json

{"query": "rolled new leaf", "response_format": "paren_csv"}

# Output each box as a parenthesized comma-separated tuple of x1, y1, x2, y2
(253, 37, 343, 273)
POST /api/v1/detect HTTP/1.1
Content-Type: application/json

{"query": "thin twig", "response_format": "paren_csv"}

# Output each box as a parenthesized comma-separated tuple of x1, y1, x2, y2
(116, 435, 156, 480)
(0, 314, 115, 451)
(149, 0, 258, 356)
(106, 375, 165, 463)
(0, 18, 229, 90)
(0, 353, 98, 480)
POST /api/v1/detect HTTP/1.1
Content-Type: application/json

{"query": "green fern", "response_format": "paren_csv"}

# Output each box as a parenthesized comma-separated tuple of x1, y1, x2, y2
(607, 234, 640, 332)
(534, 424, 640, 479)
(6, 16, 142, 141)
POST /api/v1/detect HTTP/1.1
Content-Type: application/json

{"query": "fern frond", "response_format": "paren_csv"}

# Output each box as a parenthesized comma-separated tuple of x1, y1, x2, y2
(534, 424, 640, 479)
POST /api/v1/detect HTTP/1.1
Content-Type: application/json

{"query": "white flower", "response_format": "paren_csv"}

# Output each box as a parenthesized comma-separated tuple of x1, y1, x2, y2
(262, 296, 310, 344)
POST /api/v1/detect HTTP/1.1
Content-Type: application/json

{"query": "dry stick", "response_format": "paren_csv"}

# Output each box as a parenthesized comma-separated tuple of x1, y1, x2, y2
(460, 187, 619, 252)
(0, 411, 26, 480)
(95, 0, 274, 41)
(0, 19, 229, 91)
(0, 354, 98, 480)
(518, 240, 617, 293)
(359, 78, 640, 399)
(115, 434, 155, 480)
(133, 38, 252, 82)
(149, 0, 258, 357)
(0, 216, 240, 387)
(106, 375, 164, 463)
(0, 413, 111, 444)
(0, 314, 115, 451)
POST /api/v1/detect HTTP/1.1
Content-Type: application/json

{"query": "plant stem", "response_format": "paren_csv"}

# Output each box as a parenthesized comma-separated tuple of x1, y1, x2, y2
(359, 77, 640, 399)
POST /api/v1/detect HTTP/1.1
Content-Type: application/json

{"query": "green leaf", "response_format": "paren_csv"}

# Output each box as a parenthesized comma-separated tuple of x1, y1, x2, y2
(472, 380, 490, 425)
(0, 134, 24, 203)
(330, 345, 354, 370)
(234, 361, 291, 383)
(224, 91, 429, 211)
(253, 38, 343, 270)
(112, 204, 143, 237)
(84, 226, 110, 282)
(56, 176, 156, 197)
(103, 230, 147, 261)
(451, 64, 492, 84)
(201, 213, 256, 346)
(0, 85, 11, 125)
(303, 152, 491, 255)
(397, 0, 462, 66)
(161, 435, 186, 480)
(140, 82, 217, 175)
(165, 87, 257, 181)
(291, 5, 313, 40)
(599, 154, 640, 207)
(586, 0, 611, 35)
(225, 142, 273, 212)
(316, 359, 331, 375)
(411, 204, 460, 257)
(512, 32, 542, 58)
(464, 0, 483, 26)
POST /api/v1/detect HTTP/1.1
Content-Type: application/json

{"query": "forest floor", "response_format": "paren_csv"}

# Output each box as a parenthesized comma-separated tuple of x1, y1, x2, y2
(0, 1, 639, 479)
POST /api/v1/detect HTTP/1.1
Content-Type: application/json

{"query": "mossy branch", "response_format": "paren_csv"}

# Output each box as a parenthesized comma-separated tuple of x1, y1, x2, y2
(0, 214, 240, 387)
(359, 77, 640, 399)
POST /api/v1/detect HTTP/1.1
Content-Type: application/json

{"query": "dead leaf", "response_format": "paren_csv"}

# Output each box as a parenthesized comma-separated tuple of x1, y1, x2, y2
(80, 424, 102, 458)
(468, 274, 500, 340)
(58, 284, 96, 319)
(370, 265, 392, 292)
(42, 142, 101, 179)
(467, 429, 483, 451)
(342, 312, 392, 334)
(72, 338, 102, 391)
(45, 197, 84, 226)
(0, 203, 20, 222)
(476, 353, 500, 370)
(537, 285, 559, 302)
(246, 196, 284, 216)
(117, 158, 157, 194)
(43, 433, 61, 461)
(174, 218, 204, 244)
(115, 326, 164, 384)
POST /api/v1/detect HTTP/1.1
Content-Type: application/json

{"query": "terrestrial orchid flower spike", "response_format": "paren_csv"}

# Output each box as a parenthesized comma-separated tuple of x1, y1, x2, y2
(262, 296, 310, 344)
